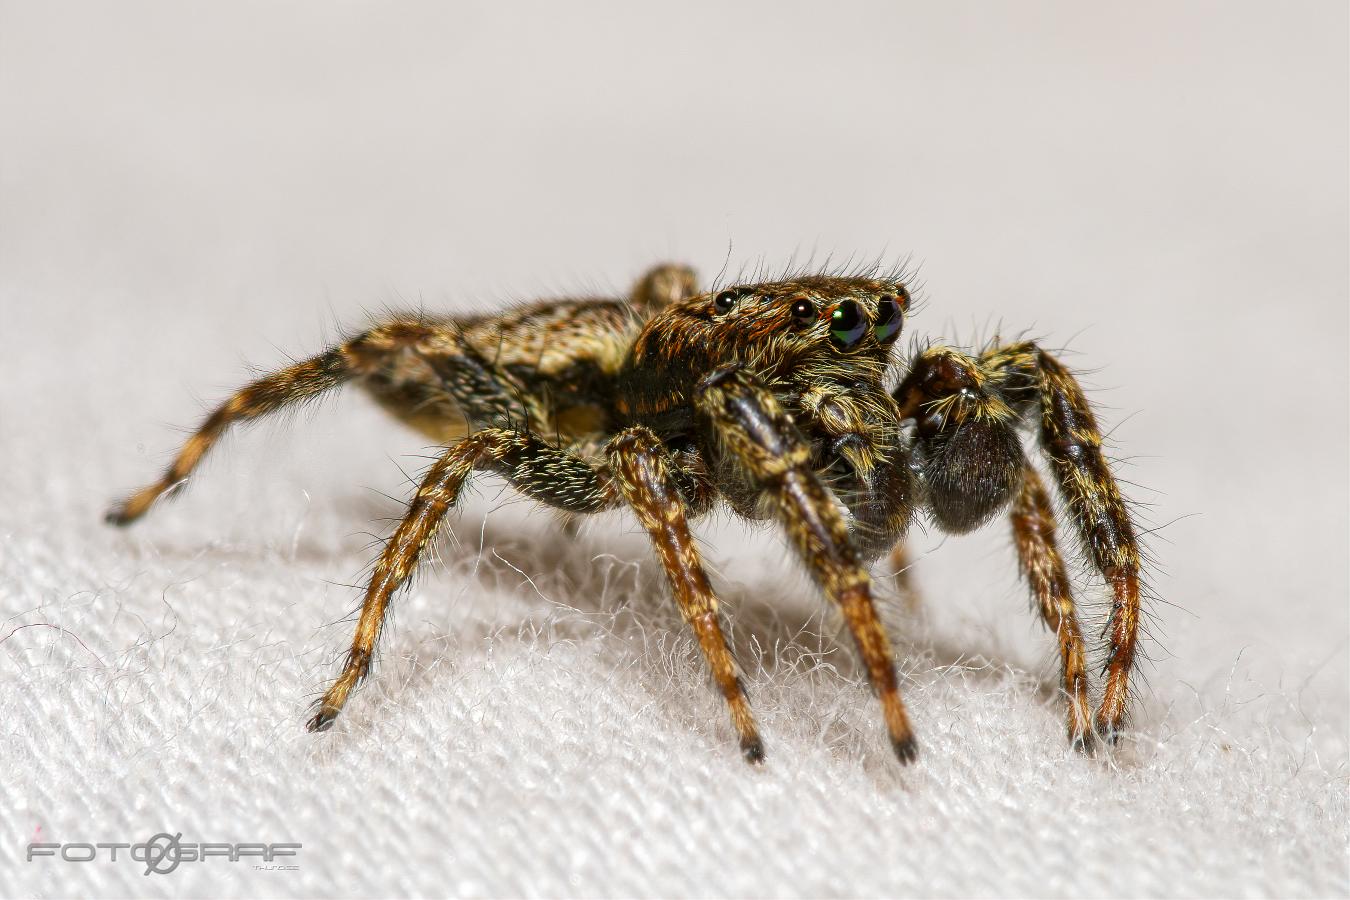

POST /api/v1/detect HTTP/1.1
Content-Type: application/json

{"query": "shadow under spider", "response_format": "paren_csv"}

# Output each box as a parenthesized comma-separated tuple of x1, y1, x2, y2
(371, 500, 1047, 701)
(294, 486, 1081, 766)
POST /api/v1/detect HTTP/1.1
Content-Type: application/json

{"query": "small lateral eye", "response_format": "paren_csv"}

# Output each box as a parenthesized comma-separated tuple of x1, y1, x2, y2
(790, 296, 815, 325)
(714, 290, 739, 313)
(874, 295, 903, 343)
(829, 299, 868, 350)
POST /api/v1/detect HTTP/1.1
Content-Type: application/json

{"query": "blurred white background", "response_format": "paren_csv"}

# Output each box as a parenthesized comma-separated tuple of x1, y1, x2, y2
(2, 2, 1346, 897)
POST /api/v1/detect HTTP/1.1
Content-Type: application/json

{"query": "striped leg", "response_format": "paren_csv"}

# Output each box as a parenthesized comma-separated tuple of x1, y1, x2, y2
(310, 424, 763, 762)
(1009, 465, 1093, 748)
(898, 341, 1146, 746)
(696, 366, 918, 763)
(1027, 348, 1143, 742)
(106, 318, 535, 526)
(606, 428, 762, 762)
(975, 341, 1145, 742)
(308, 428, 618, 731)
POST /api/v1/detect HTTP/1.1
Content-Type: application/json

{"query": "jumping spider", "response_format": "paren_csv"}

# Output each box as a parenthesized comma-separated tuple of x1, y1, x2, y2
(108, 263, 1145, 764)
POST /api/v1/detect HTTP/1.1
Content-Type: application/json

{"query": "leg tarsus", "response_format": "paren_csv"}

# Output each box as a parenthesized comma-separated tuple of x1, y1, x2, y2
(740, 734, 766, 764)
(106, 479, 185, 526)
(308, 647, 372, 732)
(891, 733, 920, 764)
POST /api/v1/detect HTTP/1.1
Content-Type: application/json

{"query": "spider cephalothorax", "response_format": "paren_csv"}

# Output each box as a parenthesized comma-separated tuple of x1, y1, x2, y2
(108, 263, 1145, 765)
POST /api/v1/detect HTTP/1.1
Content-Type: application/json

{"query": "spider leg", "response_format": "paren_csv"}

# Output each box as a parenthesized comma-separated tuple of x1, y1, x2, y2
(695, 366, 918, 763)
(1011, 344, 1142, 742)
(310, 424, 761, 760)
(106, 318, 537, 526)
(308, 428, 618, 732)
(896, 342, 1144, 743)
(1010, 465, 1093, 748)
(605, 428, 763, 762)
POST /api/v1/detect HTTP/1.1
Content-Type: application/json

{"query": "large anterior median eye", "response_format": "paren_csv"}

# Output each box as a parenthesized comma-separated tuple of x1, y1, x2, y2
(829, 299, 867, 349)
(874, 295, 903, 343)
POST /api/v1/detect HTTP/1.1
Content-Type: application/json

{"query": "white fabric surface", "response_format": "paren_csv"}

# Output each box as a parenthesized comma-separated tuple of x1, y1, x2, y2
(2, 3, 1347, 897)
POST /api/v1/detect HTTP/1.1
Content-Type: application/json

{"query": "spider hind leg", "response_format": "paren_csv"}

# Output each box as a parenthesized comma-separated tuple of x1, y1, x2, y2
(306, 428, 618, 732)
(106, 317, 537, 525)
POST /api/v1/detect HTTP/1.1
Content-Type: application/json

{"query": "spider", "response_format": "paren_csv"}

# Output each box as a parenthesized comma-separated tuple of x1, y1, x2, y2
(107, 262, 1145, 764)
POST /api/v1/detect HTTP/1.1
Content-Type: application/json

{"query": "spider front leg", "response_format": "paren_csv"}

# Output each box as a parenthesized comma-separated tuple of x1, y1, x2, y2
(896, 342, 1143, 745)
(1010, 465, 1093, 747)
(1019, 345, 1143, 742)
(696, 367, 918, 763)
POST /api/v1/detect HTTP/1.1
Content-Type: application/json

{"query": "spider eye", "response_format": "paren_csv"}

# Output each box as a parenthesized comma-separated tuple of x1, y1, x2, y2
(790, 297, 815, 326)
(874, 295, 903, 344)
(829, 300, 867, 350)
(714, 290, 739, 313)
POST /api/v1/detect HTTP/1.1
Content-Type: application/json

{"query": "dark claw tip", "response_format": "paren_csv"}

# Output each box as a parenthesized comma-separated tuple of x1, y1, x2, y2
(891, 735, 920, 765)
(104, 505, 132, 527)
(1094, 720, 1123, 746)
(740, 737, 766, 765)
(307, 710, 336, 733)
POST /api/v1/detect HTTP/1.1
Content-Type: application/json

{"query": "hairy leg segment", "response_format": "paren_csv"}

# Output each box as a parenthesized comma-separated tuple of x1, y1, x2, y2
(1023, 347, 1142, 741)
(307, 425, 762, 761)
(605, 429, 762, 761)
(105, 318, 539, 526)
(696, 366, 918, 763)
(306, 428, 615, 731)
(895, 341, 1143, 744)
(1009, 465, 1093, 747)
